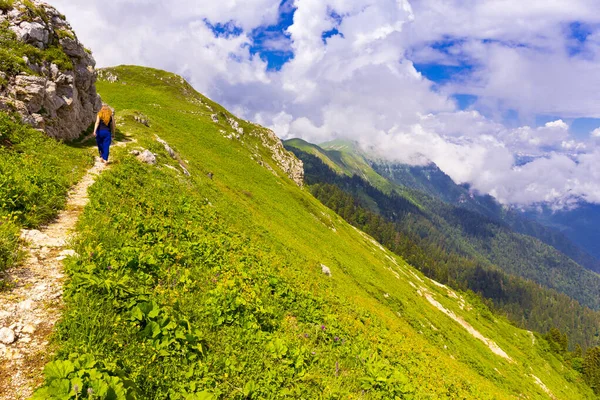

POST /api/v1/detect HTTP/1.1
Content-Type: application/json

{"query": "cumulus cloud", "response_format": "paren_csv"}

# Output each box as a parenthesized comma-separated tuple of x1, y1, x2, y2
(50, 0, 600, 208)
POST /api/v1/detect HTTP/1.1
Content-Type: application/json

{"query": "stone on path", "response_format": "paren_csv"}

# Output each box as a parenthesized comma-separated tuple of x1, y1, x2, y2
(0, 328, 16, 345)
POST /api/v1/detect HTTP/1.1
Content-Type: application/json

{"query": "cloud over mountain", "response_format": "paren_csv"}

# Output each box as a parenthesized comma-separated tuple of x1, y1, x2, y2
(53, 0, 600, 208)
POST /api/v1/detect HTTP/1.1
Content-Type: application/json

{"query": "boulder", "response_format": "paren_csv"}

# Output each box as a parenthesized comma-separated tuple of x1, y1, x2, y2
(321, 264, 332, 277)
(137, 150, 157, 165)
(227, 117, 244, 135)
(256, 127, 304, 186)
(0, 327, 16, 345)
(12, 75, 46, 113)
(59, 37, 86, 58)
(156, 136, 175, 158)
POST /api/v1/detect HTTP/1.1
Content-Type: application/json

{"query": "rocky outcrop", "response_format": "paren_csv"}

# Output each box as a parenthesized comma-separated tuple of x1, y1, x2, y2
(258, 127, 304, 186)
(0, 1, 101, 140)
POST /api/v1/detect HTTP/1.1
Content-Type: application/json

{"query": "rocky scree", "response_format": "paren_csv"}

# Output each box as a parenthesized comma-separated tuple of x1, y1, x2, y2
(0, 0, 101, 139)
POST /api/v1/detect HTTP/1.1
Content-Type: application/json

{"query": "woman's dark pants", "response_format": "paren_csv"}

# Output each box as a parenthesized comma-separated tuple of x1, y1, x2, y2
(96, 129, 112, 161)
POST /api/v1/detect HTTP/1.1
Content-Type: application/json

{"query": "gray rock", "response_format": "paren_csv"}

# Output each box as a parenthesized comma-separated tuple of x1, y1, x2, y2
(21, 324, 35, 335)
(7, 9, 21, 19)
(211, 114, 219, 123)
(98, 70, 118, 83)
(50, 63, 60, 79)
(13, 75, 46, 113)
(0, 328, 16, 345)
(227, 117, 244, 135)
(321, 264, 332, 277)
(134, 114, 150, 127)
(11, 21, 49, 46)
(137, 150, 157, 165)
(59, 249, 77, 257)
(59, 37, 86, 58)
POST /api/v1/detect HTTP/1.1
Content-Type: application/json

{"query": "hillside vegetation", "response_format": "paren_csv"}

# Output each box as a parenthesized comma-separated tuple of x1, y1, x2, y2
(28, 66, 598, 399)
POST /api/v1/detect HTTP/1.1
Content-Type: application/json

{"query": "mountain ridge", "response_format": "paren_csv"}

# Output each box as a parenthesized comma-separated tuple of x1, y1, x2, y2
(14, 64, 593, 398)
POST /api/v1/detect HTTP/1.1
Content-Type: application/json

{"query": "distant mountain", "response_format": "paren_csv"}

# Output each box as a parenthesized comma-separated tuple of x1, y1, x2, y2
(286, 138, 396, 193)
(525, 203, 600, 262)
(313, 140, 600, 273)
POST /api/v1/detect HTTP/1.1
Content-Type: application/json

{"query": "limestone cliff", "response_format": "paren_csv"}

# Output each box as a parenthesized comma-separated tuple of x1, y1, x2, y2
(0, 0, 101, 140)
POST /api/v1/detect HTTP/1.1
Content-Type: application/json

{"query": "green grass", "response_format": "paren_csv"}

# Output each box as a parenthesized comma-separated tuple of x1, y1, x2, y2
(0, 112, 92, 274)
(32, 66, 596, 399)
(284, 139, 347, 175)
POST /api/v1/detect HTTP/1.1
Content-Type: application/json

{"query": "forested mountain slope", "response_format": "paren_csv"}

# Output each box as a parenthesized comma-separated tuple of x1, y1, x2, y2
(369, 159, 600, 273)
(22, 65, 598, 398)
(526, 203, 600, 262)
(286, 139, 600, 272)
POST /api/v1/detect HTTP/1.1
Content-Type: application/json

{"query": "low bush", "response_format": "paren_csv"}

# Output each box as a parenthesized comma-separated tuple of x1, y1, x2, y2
(0, 112, 91, 274)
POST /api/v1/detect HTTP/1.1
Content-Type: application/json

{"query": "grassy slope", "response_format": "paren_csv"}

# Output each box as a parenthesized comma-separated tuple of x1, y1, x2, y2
(284, 139, 346, 176)
(306, 139, 396, 194)
(36, 66, 594, 399)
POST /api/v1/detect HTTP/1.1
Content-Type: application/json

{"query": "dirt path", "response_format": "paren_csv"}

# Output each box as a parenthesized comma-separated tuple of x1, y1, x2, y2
(0, 156, 108, 399)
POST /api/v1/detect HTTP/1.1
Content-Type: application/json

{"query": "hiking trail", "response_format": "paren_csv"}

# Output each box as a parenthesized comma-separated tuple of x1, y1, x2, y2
(0, 141, 124, 399)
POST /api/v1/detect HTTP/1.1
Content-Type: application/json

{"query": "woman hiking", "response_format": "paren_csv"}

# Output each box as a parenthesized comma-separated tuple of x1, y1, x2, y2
(93, 105, 115, 163)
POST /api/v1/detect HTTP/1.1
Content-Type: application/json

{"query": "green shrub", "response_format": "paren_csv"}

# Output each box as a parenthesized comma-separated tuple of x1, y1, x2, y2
(55, 28, 75, 40)
(0, 47, 26, 75)
(0, 217, 20, 274)
(43, 46, 73, 70)
(32, 354, 132, 399)
(21, 0, 48, 23)
(0, 0, 14, 12)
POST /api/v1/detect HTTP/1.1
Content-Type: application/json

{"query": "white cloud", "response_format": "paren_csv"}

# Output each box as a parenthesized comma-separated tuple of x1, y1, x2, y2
(47, 0, 600, 208)
(408, 1, 600, 119)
